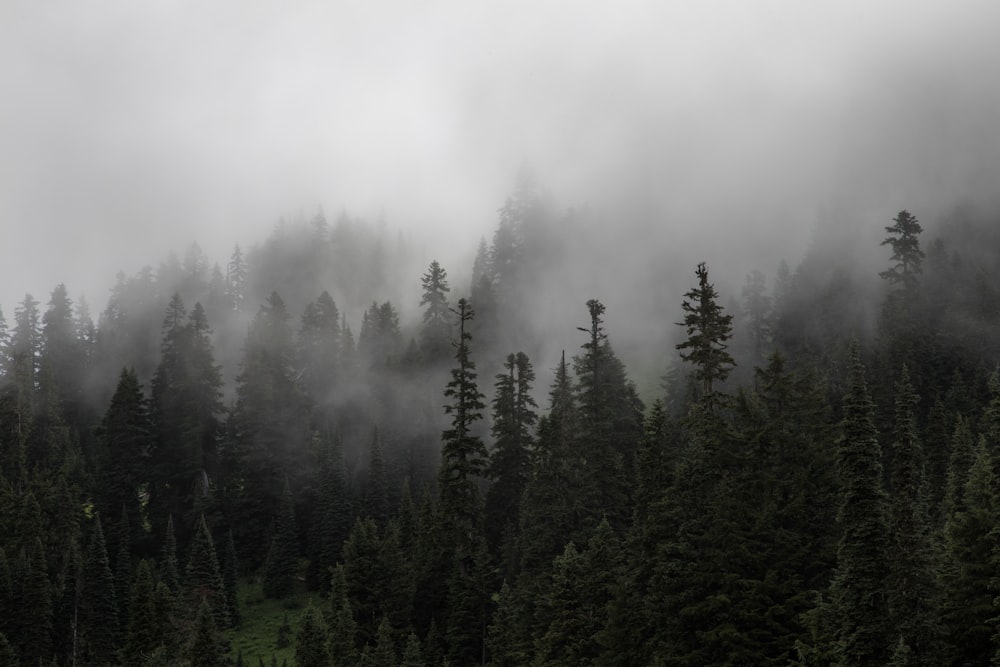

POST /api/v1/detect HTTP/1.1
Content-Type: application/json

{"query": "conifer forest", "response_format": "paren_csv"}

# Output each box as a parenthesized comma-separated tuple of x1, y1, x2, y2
(4, 188, 1000, 666)
(5, 3, 1000, 667)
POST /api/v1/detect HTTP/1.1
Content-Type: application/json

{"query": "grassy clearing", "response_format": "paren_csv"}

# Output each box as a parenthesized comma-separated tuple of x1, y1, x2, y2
(227, 578, 325, 665)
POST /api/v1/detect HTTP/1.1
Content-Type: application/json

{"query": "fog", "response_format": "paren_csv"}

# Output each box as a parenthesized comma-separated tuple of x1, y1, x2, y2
(2, 0, 1000, 354)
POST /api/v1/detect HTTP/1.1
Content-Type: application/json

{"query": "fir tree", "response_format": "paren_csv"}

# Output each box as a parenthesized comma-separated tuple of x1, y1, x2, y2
(675, 262, 736, 402)
(125, 559, 162, 662)
(185, 514, 229, 627)
(263, 478, 299, 599)
(365, 427, 390, 526)
(371, 615, 396, 667)
(293, 604, 330, 667)
(419, 260, 453, 364)
(189, 598, 226, 667)
(885, 366, 941, 661)
(161, 514, 181, 592)
(879, 210, 924, 293)
(400, 632, 425, 667)
(222, 530, 240, 626)
(79, 515, 120, 666)
(828, 342, 891, 665)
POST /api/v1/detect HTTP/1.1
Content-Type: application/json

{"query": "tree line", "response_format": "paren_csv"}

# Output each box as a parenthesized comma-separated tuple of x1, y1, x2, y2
(4, 196, 1000, 665)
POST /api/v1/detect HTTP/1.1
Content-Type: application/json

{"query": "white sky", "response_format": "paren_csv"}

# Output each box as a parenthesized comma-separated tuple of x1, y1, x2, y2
(2, 0, 1000, 315)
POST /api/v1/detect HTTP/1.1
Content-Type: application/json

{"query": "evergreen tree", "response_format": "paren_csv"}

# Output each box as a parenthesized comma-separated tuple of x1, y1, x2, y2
(96, 367, 150, 540)
(79, 515, 120, 666)
(885, 366, 941, 662)
(222, 530, 240, 626)
(572, 299, 643, 530)
(419, 260, 452, 364)
(879, 210, 924, 293)
(149, 296, 224, 544)
(365, 427, 390, 526)
(185, 514, 229, 627)
(228, 292, 310, 567)
(307, 427, 351, 592)
(263, 478, 299, 599)
(371, 615, 396, 667)
(161, 514, 181, 592)
(189, 598, 226, 667)
(295, 291, 340, 405)
(828, 342, 891, 665)
(125, 559, 162, 662)
(226, 244, 248, 313)
(675, 262, 736, 402)
(940, 437, 1000, 664)
(485, 351, 537, 569)
(400, 632, 425, 667)
(293, 604, 330, 667)
(11, 540, 53, 666)
(437, 299, 488, 549)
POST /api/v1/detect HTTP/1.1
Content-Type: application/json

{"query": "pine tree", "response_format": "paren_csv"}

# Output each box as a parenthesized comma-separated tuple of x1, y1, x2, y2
(12, 539, 53, 666)
(307, 427, 351, 592)
(0, 633, 17, 667)
(485, 351, 537, 570)
(226, 244, 248, 313)
(189, 598, 226, 667)
(371, 615, 396, 667)
(125, 559, 162, 662)
(828, 342, 891, 665)
(185, 514, 229, 627)
(879, 210, 924, 293)
(940, 436, 1000, 664)
(437, 299, 488, 549)
(419, 260, 453, 364)
(263, 478, 299, 599)
(885, 366, 941, 661)
(400, 632, 425, 667)
(675, 262, 736, 402)
(161, 514, 181, 592)
(293, 604, 330, 667)
(222, 530, 240, 626)
(79, 515, 120, 666)
(486, 580, 530, 667)
(96, 367, 150, 539)
(365, 427, 390, 526)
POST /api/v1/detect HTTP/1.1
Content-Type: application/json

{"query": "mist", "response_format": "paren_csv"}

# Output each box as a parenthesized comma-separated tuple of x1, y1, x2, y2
(2, 0, 1000, 366)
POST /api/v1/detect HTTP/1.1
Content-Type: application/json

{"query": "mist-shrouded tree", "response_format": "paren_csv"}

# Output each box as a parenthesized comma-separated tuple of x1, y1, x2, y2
(149, 295, 224, 545)
(828, 342, 891, 665)
(485, 351, 537, 571)
(365, 426, 390, 526)
(739, 269, 772, 365)
(226, 244, 248, 313)
(359, 301, 403, 368)
(574, 299, 644, 530)
(879, 210, 924, 293)
(295, 291, 340, 407)
(419, 260, 452, 364)
(306, 427, 351, 592)
(676, 262, 735, 404)
(437, 298, 488, 549)
(226, 291, 310, 567)
(96, 366, 151, 534)
(10, 293, 41, 421)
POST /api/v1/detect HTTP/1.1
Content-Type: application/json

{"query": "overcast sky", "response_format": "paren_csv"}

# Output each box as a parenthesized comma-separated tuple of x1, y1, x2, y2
(2, 0, 1000, 316)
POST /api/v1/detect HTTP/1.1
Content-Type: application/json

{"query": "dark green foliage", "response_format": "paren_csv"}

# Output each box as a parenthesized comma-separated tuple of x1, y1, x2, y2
(276, 612, 292, 649)
(400, 632, 425, 667)
(371, 615, 396, 667)
(885, 367, 942, 661)
(486, 581, 529, 667)
(189, 598, 226, 667)
(437, 299, 488, 551)
(485, 351, 537, 571)
(222, 530, 240, 626)
(149, 295, 224, 543)
(160, 513, 180, 592)
(940, 437, 1000, 664)
(365, 427, 389, 526)
(306, 428, 351, 592)
(263, 479, 299, 599)
(125, 560, 162, 663)
(341, 518, 413, 643)
(829, 343, 891, 665)
(11, 540, 53, 667)
(675, 262, 736, 401)
(293, 605, 329, 667)
(0, 633, 17, 667)
(185, 514, 229, 627)
(96, 367, 151, 527)
(79, 515, 120, 666)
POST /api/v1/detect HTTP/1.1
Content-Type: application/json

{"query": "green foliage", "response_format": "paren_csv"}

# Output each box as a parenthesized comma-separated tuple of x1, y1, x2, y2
(829, 343, 891, 665)
(186, 514, 229, 627)
(189, 598, 226, 667)
(263, 479, 299, 599)
(675, 262, 736, 401)
(79, 515, 120, 665)
(293, 605, 329, 667)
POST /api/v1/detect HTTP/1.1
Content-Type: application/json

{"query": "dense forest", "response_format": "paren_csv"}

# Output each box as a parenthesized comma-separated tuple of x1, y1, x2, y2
(3, 173, 1000, 667)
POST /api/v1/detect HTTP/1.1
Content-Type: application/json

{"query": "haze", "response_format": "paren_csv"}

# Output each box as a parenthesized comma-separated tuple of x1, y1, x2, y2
(2, 0, 999, 324)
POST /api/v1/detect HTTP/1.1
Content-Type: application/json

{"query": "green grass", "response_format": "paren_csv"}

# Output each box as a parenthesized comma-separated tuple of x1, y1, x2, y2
(227, 578, 325, 666)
